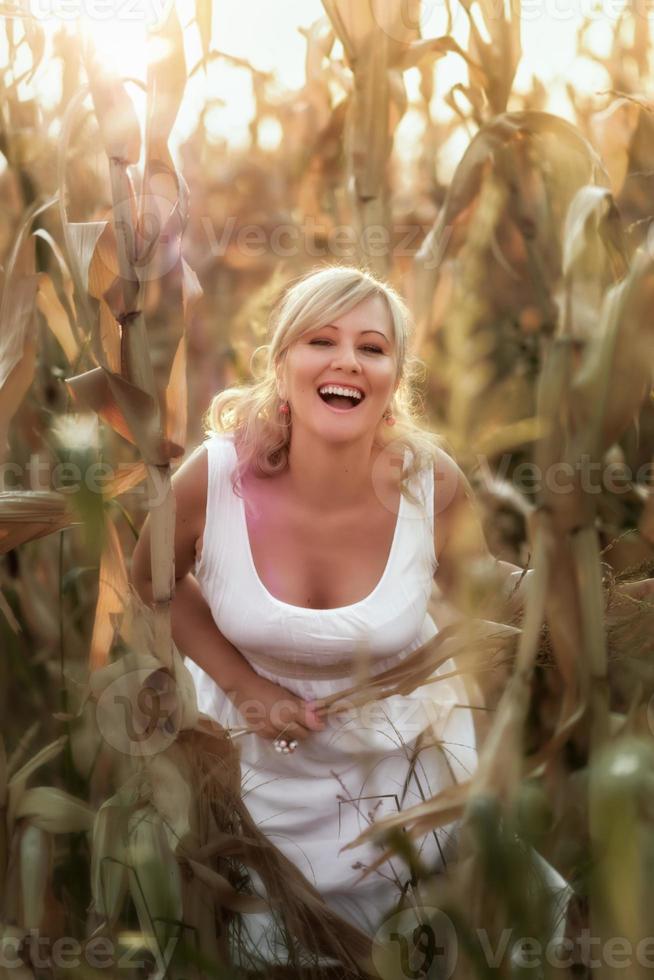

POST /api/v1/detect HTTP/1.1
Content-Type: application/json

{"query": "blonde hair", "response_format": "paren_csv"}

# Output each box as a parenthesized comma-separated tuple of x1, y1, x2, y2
(205, 265, 441, 498)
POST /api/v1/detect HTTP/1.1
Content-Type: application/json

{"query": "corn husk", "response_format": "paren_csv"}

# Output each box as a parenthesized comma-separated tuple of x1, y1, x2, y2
(14, 787, 94, 834)
(91, 791, 134, 925)
(126, 806, 183, 963)
(18, 824, 52, 930)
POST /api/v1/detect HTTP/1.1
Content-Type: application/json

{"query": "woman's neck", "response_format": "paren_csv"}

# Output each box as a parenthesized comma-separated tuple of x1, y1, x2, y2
(285, 429, 379, 511)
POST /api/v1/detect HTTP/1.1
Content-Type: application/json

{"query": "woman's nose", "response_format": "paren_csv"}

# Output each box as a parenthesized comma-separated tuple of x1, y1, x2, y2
(330, 345, 361, 372)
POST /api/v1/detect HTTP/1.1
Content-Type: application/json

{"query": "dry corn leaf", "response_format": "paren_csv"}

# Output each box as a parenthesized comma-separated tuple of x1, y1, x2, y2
(17, 3, 45, 83)
(0, 588, 20, 633)
(398, 35, 482, 74)
(90, 516, 128, 670)
(573, 248, 654, 453)
(164, 334, 187, 451)
(0, 192, 57, 379)
(561, 186, 626, 329)
(0, 492, 76, 555)
(0, 735, 6, 808)
(126, 807, 183, 960)
(181, 257, 202, 321)
(111, 370, 180, 463)
(6, 724, 40, 781)
(591, 98, 641, 196)
(139, 4, 186, 267)
(14, 787, 94, 834)
(0, 339, 36, 461)
(0, 206, 48, 452)
(35, 272, 79, 364)
(66, 366, 135, 445)
(96, 298, 122, 374)
(103, 461, 147, 499)
(0, 267, 38, 391)
(320, 0, 364, 62)
(7, 737, 66, 804)
(302, 17, 335, 83)
(418, 111, 604, 281)
(66, 221, 107, 295)
(348, 30, 391, 201)
(146, 6, 186, 154)
(91, 794, 131, 924)
(145, 745, 193, 850)
(459, 0, 521, 114)
(194, 0, 212, 71)
(88, 219, 123, 306)
(473, 529, 550, 803)
(85, 55, 141, 164)
(18, 824, 51, 930)
(32, 227, 77, 320)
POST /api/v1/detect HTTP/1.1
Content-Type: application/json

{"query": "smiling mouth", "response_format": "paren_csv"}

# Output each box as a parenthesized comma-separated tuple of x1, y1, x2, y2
(318, 390, 364, 410)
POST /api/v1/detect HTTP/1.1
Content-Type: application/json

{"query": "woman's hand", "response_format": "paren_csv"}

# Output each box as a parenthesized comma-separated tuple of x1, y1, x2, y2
(230, 673, 325, 743)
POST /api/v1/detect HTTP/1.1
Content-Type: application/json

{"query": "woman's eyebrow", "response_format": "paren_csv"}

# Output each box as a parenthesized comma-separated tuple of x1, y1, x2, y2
(320, 324, 390, 340)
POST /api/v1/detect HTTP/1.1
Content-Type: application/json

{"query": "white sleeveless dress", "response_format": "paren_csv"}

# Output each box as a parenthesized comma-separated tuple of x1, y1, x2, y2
(186, 433, 477, 958)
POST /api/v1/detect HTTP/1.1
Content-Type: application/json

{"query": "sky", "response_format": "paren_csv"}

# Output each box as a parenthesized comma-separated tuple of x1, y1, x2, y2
(6, 0, 634, 165)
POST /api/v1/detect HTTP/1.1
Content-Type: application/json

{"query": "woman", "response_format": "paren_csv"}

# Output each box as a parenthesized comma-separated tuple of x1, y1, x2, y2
(131, 265, 524, 963)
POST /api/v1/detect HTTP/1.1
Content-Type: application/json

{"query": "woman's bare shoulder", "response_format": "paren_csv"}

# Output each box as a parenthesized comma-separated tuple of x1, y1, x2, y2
(172, 444, 209, 533)
(433, 445, 468, 504)
(432, 446, 477, 555)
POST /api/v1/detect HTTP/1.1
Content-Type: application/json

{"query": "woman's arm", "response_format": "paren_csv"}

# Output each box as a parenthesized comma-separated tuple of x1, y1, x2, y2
(432, 447, 528, 617)
(130, 446, 323, 741)
(432, 450, 654, 617)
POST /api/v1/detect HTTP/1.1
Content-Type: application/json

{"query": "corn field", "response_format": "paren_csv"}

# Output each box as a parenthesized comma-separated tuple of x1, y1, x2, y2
(2, 0, 654, 977)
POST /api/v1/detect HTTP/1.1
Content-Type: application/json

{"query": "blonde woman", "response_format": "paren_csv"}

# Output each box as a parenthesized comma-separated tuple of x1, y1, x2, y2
(132, 265, 525, 960)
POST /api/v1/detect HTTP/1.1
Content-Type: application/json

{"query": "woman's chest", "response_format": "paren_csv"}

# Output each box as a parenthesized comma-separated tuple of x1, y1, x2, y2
(243, 492, 401, 610)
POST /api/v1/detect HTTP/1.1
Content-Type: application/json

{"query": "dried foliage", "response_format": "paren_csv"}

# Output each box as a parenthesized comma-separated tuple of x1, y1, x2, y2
(2, 0, 654, 977)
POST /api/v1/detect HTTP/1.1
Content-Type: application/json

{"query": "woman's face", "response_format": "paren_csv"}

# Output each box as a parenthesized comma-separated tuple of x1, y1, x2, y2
(280, 293, 399, 444)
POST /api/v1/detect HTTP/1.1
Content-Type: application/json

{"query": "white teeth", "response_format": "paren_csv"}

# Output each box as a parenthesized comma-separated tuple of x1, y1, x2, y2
(318, 385, 363, 400)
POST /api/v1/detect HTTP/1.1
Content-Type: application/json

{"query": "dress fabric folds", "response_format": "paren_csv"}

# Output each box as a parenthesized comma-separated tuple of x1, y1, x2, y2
(185, 433, 477, 961)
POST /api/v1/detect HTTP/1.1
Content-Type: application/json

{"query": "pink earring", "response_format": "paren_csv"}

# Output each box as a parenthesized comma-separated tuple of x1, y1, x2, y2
(279, 400, 290, 415)
(383, 408, 396, 426)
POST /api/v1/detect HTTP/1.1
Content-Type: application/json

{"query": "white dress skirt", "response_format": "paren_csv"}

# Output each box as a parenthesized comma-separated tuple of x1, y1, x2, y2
(185, 433, 477, 964)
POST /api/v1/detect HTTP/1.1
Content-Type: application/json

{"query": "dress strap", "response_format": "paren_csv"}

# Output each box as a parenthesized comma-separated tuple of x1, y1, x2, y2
(194, 433, 237, 584)
(405, 452, 437, 573)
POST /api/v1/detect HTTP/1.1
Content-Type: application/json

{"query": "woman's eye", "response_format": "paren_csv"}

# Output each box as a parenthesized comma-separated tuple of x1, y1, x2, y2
(308, 339, 383, 354)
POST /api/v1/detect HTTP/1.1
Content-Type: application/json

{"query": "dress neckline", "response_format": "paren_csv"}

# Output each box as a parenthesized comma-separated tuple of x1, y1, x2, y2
(232, 441, 406, 614)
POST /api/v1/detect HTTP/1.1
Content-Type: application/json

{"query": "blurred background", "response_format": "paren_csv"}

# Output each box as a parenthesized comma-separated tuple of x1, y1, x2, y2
(3, 0, 654, 976)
